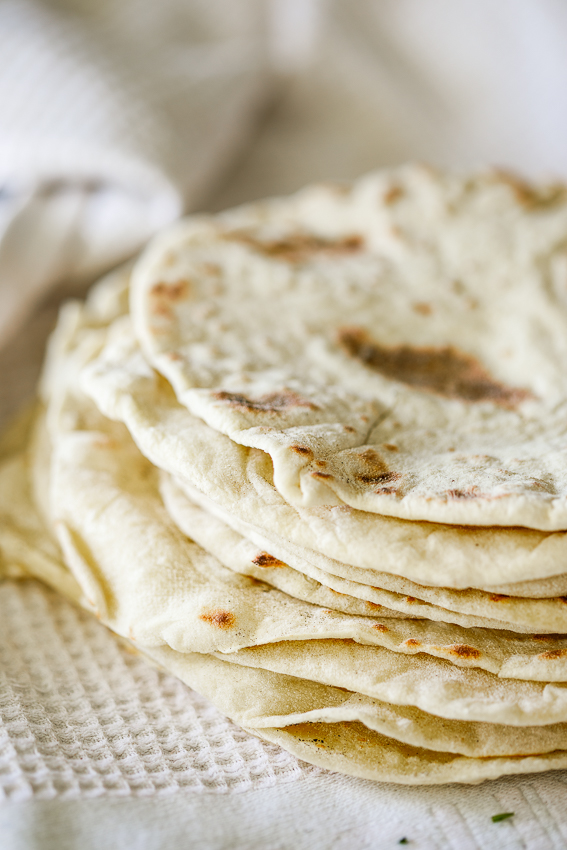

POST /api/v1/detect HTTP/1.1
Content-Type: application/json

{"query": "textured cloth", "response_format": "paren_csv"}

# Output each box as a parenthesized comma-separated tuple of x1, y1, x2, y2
(0, 580, 317, 802)
(3, 583, 567, 848)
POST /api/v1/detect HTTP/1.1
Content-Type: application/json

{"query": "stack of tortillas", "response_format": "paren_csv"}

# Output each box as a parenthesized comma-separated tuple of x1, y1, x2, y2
(6, 164, 567, 784)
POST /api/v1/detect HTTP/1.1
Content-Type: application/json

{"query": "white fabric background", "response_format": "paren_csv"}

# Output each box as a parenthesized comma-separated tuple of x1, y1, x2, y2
(3, 1, 567, 847)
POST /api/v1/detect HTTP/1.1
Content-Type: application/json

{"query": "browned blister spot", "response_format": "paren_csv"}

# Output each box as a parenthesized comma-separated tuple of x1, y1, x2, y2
(290, 445, 313, 457)
(252, 552, 286, 568)
(359, 471, 401, 486)
(365, 601, 382, 610)
(383, 184, 404, 205)
(150, 303, 173, 318)
(413, 302, 432, 316)
(491, 169, 566, 208)
(343, 425, 356, 433)
(489, 594, 511, 603)
(447, 486, 480, 500)
(444, 644, 482, 660)
(226, 231, 364, 264)
(311, 471, 334, 480)
(404, 638, 421, 648)
(372, 623, 389, 632)
(212, 389, 317, 414)
(150, 279, 190, 301)
(383, 443, 399, 452)
(539, 648, 567, 660)
(405, 596, 417, 604)
(352, 448, 396, 486)
(199, 609, 236, 629)
(315, 460, 327, 468)
(336, 326, 533, 408)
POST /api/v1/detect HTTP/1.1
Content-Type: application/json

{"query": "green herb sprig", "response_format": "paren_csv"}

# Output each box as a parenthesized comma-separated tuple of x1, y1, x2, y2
(492, 812, 514, 823)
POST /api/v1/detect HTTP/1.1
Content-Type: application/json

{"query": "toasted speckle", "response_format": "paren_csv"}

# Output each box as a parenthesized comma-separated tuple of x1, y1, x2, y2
(490, 169, 566, 208)
(539, 648, 567, 660)
(404, 639, 421, 648)
(337, 326, 533, 408)
(227, 231, 364, 264)
(150, 279, 190, 301)
(444, 644, 482, 660)
(290, 445, 313, 457)
(412, 302, 432, 316)
(252, 552, 286, 568)
(372, 623, 389, 632)
(383, 443, 399, 452)
(383, 184, 404, 205)
(212, 389, 317, 414)
(199, 609, 236, 629)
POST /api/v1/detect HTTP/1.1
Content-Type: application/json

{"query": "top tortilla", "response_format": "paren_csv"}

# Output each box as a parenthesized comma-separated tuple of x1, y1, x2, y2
(131, 165, 567, 530)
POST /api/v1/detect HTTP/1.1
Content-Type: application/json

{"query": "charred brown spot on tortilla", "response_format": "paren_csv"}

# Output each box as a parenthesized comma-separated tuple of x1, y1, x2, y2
(226, 231, 364, 264)
(290, 445, 313, 457)
(252, 552, 286, 568)
(447, 487, 480, 500)
(337, 327, 533, 408)
(412, 302, 432, 316)
(444, 644, 482, 659)
(404, 639, 421, 648)
(560, 597, 567, 605)
(383, 443, 398, 452)
(405, 596, 417, 604)
(360, 472, 401, 487)
(491, 169, 566, 208)
(212, 389, 317, 414)
(489, 594, 511, 603)
(375, 486, 400, 495)
(199, 609, 236, 629)
(372, 623, 389, 632)
(383, 184, 404, 205)
(343, 425, 356, 433)
(311, 471, 333, 480)
(315, 459, 327, 468)
(539, 648, 567, 660)
(365, 601, 382, 610)
(150, 279, 190, 301)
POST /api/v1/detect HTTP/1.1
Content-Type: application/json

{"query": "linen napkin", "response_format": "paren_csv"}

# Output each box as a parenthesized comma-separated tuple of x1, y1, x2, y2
(0, 0, 272, 348)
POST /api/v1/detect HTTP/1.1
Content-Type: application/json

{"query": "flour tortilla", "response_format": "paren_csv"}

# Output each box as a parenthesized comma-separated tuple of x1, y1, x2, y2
(146, 644, 567, 759)
(248, 723, 567, 786)
(162, 473, 567, 635)
(130, 166, 567, 530)
(22, 401, 567, 687)
(18, 318, 567, 720)
(82, 316, 567, 591)
(27, 393, 567, 723)
(7, 435, 567, 754)
(142, 647, 567, 784)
